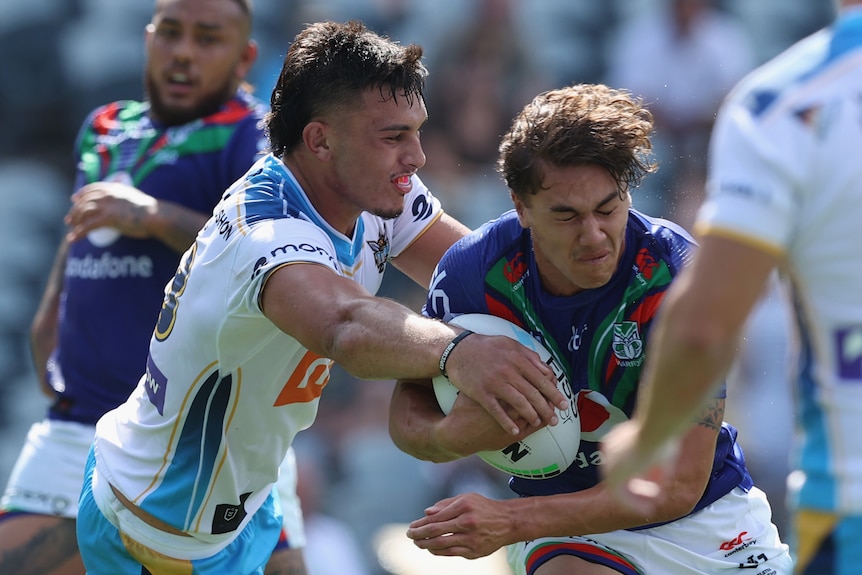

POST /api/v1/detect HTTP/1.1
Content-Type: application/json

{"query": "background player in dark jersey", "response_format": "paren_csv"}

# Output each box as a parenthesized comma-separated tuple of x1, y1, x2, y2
(0, 1, 307, 574)
(388, 84, 792, 575)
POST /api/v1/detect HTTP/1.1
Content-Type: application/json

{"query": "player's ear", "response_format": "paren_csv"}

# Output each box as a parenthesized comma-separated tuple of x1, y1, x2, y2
(302, 121, 332, 160)
(511, 191, 529, 229)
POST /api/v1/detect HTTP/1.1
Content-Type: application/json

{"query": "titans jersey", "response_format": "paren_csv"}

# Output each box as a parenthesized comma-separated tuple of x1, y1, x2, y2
(93, 154, 442, 550)
(696, 10, 862, 514)
(51, 90, 268, 425)
(426, 209, 752, 521)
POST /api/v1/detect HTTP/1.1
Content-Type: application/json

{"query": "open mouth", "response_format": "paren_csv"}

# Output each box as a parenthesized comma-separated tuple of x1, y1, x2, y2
(392, 175, 412, 192)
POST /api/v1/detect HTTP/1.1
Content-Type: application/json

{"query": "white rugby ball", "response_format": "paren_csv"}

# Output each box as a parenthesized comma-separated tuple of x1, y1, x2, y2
(433, 313, 580, 479)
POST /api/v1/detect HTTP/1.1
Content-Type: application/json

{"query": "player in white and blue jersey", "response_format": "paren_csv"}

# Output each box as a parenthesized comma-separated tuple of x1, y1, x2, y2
(75, 20, 566, 575)
(602, 2, 862, 573)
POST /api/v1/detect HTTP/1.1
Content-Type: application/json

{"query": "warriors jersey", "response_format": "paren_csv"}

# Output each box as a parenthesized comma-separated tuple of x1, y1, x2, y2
(93, 154, 442, 551)
(52, 89, 268, 425)
(425, 209, 752, 522)
(696, 9, 862, 514)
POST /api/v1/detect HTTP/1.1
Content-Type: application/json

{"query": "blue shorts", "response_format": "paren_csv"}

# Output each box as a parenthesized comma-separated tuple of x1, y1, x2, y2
(77, 448, 283, 575)
(793, 509, 862, 575)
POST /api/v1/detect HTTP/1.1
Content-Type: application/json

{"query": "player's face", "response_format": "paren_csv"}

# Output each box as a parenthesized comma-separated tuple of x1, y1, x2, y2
(144, 0, 256, 126)
(324, 89, 428, 225)
(513, 163, 630, 296)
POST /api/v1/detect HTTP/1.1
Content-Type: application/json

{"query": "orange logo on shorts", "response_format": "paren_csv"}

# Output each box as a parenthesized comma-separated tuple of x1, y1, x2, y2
(274, 351, 333, 406)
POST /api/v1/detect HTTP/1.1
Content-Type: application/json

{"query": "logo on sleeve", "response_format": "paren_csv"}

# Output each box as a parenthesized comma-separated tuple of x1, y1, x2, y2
(144, 355, 167, 415)
(836, 326, 862, 381)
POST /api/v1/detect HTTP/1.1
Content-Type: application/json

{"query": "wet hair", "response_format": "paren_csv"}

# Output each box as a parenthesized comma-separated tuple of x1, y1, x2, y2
(265, 20, 427, 157)
(497, 83, 657, 201)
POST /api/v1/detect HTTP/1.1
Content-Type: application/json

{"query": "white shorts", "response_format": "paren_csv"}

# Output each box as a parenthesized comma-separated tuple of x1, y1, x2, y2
(506, 487, 792, 575)
(1, 418, 306, 550)
(1, 419, 93, 517)
(275, 444, 306, 548)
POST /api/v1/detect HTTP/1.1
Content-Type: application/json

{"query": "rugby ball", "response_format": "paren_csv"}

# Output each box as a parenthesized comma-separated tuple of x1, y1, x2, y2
(433, 314, 580, 479)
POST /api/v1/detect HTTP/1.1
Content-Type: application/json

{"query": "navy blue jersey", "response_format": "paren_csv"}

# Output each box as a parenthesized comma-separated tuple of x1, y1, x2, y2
(424, 209, 753, 522)
(49, 89, 268, 425)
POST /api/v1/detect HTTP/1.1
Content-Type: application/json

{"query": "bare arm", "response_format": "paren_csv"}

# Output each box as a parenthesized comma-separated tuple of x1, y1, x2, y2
(261, 262, 567, 434)
(389, 378, 541, 461)
(405, 399, 723, 559)
(392, 212, 471, 287)
(65, 181, 210, 252)
(30, 237, 70, 397)
(601, 234, 780, 504)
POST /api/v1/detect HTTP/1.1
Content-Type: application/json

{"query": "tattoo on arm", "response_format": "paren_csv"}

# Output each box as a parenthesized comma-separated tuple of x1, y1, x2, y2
(693, 398, 724, 431)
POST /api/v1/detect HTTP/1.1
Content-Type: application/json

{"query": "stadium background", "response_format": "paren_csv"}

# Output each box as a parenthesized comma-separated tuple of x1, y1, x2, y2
(0, 1, 833, 573)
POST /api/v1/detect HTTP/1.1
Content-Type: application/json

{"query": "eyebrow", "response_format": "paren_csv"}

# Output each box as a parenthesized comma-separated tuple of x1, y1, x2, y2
(549, 189, 620, 214)
(161, 17, 224, 32)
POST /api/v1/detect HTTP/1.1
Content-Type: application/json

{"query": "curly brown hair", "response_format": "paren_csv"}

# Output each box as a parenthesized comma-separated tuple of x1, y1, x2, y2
(497, 84, 657, 201)
(265, 20, 427, 158)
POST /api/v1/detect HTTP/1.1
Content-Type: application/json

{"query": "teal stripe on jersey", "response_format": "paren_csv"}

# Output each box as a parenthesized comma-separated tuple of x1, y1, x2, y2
(140, 370, 234, 531)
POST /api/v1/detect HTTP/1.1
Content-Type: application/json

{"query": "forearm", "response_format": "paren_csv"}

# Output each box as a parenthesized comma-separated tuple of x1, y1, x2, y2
(30, 238, 68, 397)
(509, 482, 696, 542)
(634, 305, 736, 454)
(389, 380, 463, 462)
(147, 199, 210, 253)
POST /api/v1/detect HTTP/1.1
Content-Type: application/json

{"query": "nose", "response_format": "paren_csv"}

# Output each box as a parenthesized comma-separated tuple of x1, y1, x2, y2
(170, 33, 195, 63)
(405, 134, 426, 171)
(579, 214, 605, 245)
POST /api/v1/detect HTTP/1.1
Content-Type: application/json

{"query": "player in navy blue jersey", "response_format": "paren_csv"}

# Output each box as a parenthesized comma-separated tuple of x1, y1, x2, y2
(0, 1, 306, 574)
(389, 84, 792, 575)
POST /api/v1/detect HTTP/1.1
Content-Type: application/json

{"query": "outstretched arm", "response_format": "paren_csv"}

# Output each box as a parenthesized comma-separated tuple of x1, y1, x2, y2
(405, 399, 723, 559)
(601, 234, 779, 508)
(261, 262, 568, 435)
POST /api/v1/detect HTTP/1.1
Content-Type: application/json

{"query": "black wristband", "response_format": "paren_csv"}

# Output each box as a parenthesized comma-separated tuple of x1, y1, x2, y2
(438, 330, 474, 379)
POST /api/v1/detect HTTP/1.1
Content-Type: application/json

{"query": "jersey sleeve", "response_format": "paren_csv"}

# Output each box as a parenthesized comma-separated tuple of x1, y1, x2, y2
(230, 216, 340, 315)
(388, 174, 444, 258)
(694, 92, 805, 257)
(423, 234, 487, 321)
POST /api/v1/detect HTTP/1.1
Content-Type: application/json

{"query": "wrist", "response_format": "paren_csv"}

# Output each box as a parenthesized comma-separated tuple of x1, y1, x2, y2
(438, 330, 474, 379)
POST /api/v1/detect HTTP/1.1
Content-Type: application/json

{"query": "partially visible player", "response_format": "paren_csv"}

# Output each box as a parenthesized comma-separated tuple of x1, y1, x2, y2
(601, 2, 862, 573)
(0, 1, 304, 574)
(389, 84, 792, 575)
(74, 20, 566, 575)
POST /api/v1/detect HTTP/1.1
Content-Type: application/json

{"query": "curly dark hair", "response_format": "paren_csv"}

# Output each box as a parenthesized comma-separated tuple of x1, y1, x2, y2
(497, 84, 657, 201)
(265, 20, 427, 157)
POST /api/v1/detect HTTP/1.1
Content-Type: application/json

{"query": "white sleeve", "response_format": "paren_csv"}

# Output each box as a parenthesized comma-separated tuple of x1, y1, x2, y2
(388, 174, 444, 257)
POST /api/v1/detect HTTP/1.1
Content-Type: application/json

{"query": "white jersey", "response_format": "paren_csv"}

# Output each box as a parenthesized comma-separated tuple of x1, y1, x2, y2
(92, 154, 443, 551)
(695, 9, 862, 514)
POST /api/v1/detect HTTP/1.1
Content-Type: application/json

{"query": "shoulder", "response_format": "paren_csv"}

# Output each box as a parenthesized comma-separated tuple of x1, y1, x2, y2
(441, 210, 524, 269)
(628, 210, 697, 273)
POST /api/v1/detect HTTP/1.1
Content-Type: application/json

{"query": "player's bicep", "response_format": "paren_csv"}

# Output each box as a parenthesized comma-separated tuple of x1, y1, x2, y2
(260, 261, 370, 356)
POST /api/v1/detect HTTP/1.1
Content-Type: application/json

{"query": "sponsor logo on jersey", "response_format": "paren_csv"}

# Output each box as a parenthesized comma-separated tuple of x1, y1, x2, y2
(145, 355, 168, 415)
(367, 233, 390, 273)
(66, 252, 154, 279)
(503, 252, 528, 283)
(575, 390, 628, 442)
(634, 248, 659, 281)
(410, 192, 434, 222)
(274, 351, 332, 406)
(720, 530, 757, 557)
(568, 323, 587, 352)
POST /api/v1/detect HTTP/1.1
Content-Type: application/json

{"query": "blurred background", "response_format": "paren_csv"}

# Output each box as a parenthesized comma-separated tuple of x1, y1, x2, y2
(0, 0, 832, 573)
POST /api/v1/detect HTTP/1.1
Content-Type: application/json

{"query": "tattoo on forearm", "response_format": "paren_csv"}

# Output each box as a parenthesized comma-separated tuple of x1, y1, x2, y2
(693, 398, 724, 431)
